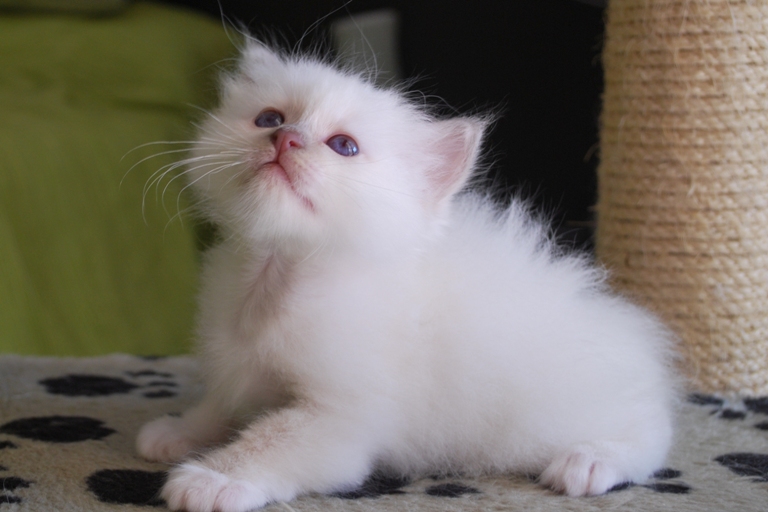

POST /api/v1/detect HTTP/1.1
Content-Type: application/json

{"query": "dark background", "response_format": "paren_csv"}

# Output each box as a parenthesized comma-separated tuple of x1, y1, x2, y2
(165, 0, 606, 244)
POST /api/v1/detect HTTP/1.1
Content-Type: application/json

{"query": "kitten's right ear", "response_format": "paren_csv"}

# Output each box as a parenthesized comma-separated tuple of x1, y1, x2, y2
(242, 42, 282, 68)
(234, 42, 283, 85)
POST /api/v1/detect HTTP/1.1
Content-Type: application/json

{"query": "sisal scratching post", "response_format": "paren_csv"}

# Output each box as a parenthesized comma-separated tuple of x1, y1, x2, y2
(596, 0, 768, 396)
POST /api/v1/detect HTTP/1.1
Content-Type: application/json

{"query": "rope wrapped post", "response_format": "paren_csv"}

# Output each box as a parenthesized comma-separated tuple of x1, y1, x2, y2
(596, 0, 768, 397)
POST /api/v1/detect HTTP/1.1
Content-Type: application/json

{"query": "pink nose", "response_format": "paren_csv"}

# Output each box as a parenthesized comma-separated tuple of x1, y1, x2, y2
(272, 129, 303, 155)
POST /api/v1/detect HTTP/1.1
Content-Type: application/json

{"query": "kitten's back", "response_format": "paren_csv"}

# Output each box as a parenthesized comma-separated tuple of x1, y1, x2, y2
(397, 194, 677, 475)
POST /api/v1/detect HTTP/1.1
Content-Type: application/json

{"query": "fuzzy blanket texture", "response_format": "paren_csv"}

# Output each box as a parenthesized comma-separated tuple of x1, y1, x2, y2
(1, 354, 767, 511)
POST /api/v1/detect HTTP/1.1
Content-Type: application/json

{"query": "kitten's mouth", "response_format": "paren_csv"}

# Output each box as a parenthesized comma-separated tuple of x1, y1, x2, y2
(259, 161, 315, 213)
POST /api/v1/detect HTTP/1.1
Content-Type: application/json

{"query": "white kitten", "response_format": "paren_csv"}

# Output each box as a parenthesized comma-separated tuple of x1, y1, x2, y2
(137, 42, 679, 512)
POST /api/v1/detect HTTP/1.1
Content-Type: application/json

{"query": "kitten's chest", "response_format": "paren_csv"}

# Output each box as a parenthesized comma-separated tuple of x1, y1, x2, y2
(211, 245, 424, 363)
(200, 246, 302, 354)
(224, 254, 332, 355)
(204, 263, 307, 404)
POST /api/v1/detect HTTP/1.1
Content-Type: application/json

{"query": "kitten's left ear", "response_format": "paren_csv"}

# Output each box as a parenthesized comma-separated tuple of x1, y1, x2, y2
(426, 118, 486, 206)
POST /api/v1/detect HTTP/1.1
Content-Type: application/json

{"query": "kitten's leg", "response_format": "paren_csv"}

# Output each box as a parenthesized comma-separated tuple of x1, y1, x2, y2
(137, 396, 232, 463)
(539, 438, 665, 496)
(162, 405, 373, 512)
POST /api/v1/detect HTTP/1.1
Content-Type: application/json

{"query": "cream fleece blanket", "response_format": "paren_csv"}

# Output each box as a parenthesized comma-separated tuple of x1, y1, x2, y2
(1, 355, 767, 511)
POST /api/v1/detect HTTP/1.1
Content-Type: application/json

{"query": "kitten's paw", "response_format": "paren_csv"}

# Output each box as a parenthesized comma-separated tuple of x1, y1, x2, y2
(540, 444, 623, 496)
(136, 416, 199, 463)
(163, 463, 268, 512)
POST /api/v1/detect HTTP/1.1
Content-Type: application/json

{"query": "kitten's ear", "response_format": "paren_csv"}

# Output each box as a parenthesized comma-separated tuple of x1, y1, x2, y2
(242, 42, 282, 69)
(426, 118, 486, 206)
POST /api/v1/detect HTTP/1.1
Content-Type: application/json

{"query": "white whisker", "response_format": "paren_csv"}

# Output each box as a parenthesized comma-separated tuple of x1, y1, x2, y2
(328, 174, 418, 199)
(144, 155, 220, 201)
(158, 159, 238, 201)
(144, 158, 238, 218)
(124, 142, 235, 190)
(189, 106, 251, 144)
(174, 161, 245, 215)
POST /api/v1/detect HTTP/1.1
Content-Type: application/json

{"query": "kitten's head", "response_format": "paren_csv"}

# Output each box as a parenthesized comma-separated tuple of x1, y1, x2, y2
(189, 42, 486, 256)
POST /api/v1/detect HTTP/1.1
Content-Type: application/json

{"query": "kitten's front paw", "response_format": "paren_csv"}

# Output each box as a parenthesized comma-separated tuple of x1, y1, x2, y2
(136, 416, 199, 463)
(540, 445, 622, 496)
(163, 463, 268, 512)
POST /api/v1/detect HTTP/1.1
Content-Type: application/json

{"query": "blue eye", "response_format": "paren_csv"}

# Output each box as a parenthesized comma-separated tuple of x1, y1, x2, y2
(326, 134, 359, 157)
(255, 110, 284, 128)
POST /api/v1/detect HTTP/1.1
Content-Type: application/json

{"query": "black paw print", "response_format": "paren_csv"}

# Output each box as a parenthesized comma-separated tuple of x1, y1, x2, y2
(0, 416, 114, 443)
(423, 472, 481, 498)
(0, 441, 31, 505)
(86, 469, 167, 507)
(332, 472, 482, 500)
(0, 476, 31, 505)
(333, 473, 410, 499)
(424, 482, 481, 497)
(608, 467, 691, 494)
(688, 393, 768, 430)
(715, 453, 768, 482)
(39, 369, 178, 400)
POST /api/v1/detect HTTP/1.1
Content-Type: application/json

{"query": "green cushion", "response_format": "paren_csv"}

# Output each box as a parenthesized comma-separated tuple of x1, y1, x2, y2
(0, 0, 127, 14)
(0, 2, 235, 355)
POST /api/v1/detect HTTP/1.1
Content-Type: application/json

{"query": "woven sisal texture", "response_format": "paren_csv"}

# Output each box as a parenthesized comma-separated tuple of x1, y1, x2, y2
(596, 0, 768, 396)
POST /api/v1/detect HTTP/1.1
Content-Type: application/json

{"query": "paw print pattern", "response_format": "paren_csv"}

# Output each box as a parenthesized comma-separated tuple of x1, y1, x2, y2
(128, 370, 178, 398)
(333, 473, 410, 499)
(39, 375, 138, 396)
(0, 416, 114, 443)
(744, 397, 768, 415)
(0, 476, 31, 505)
(688, 395, 768, 492)
(425, 482, 481, 497)
(86, 469, 167, 507)
(688, 393, 768, 430)
(39, 369, 178, 399)
(607, 468, 691, 494)
(714, 453, 768, 482)
(2, 366, 178, 508)
(332, 473, 482, 501)
(0, 442, 31, 505)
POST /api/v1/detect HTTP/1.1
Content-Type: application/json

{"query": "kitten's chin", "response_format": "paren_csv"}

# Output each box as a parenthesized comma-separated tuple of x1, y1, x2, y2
(258, 162, 316, 213)
(236, 204, 325, 251)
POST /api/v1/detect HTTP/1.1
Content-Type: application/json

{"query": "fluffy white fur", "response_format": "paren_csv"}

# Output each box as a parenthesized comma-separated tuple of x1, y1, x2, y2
(136, 42, 679, 512)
